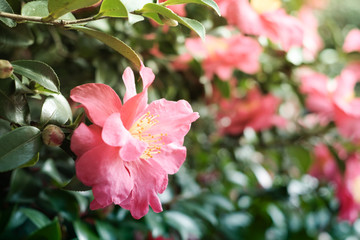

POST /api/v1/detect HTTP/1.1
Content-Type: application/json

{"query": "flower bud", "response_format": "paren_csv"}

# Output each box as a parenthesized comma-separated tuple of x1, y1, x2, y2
(0, 60, 13, 79)
(42, 124, 65, 147)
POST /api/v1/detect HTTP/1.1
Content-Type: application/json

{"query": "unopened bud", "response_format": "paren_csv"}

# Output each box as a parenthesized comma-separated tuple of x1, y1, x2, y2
(42, 124, 65, 147)
(0, 60, 13, 79)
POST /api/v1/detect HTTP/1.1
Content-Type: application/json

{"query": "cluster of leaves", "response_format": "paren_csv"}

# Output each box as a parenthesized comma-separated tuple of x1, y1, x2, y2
(1, 0, 360, 239)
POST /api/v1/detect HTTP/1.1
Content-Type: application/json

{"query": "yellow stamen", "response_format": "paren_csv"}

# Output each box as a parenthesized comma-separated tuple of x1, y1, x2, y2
(129, 112, 166, 159)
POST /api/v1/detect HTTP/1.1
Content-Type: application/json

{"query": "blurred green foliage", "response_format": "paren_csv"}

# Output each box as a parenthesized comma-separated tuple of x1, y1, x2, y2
(1, 0, 360, 239)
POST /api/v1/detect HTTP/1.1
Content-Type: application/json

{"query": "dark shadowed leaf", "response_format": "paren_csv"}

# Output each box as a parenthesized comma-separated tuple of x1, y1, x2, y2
(72, 26, 142, 69)
(0, 0, 16, 27)
(27, 218, 61, 240)
(20, 207, 51, 228)
(0, 23, 34, 47)
(0, 126, 42, 172)
(12, 60, 60, 93)
(62, 176, 91, 191)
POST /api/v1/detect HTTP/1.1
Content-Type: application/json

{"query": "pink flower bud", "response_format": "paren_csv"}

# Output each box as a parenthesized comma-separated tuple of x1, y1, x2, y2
(0, 60, 13, 79)
(42, 124, 65, 147)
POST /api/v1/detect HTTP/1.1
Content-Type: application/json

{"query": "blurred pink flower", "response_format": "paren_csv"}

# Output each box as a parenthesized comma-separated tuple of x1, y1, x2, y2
(298, 7, 324, 61)
(343, 29, 360, 53)
(337, 154, 360, 222)
(70, 65, 199, 219)
(185, 34, 262, 80)
(299, 71, 334, 122)
(309, 144, 341, 183)
(216, 87, 285, 135)
(333, 63, 360, 143)
(215, 0, 303, 51)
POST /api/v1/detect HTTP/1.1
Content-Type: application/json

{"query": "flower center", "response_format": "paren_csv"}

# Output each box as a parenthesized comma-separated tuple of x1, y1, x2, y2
(129, 112, 166, 159)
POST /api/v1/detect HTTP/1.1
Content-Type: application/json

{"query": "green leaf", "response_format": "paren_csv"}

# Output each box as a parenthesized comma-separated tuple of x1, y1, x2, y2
(140, 3, 205, 39)
(120, 0, 152, 12)
(12, 60, 60, 93)
(71, 26, 142, 69)
(99, 0, 128, 18)
(46, 0, 99, 20)
(0, 23, 34, 47)
(0, 0, 16, 27)
(27, 218, 61, 240)
(62, 176, 91, 191)
(18, 152, 39, 168)
(164, 211, 202, 240)
(40, 94, 72, 126)
(0, 126, 42, 172)
(74, 220, 100, 240)
(286, 145, 312, 174)
(21, 1, 76, 20)
(161, 0, 221, 16)
(20, 208, 51, 228)
(0, 77, 30, 125)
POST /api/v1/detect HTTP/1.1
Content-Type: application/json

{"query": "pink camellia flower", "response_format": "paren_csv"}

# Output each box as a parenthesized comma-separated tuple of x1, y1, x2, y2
(298, 7, 324, 61)
(333, 63, 360, 143)
(343, 29, 360, 53)
(299, 70, 334, 122)
(309, 144, 341, 183)
(70, 65, 199, 219)
(216, 87, 285, 135)
(185, 34, 262, 80)
(215, 0, 303, 51)
(337, 154, 360, 222)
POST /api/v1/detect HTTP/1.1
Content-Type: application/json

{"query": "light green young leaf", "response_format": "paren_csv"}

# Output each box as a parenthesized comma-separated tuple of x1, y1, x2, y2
(120, 0, 152, 12)
(161, 0, 221, 16)
(72, 26, 142, 69)
(22, 1, 76, 20)
(46, 0, 99, 20)
(0, 126, 42, 172)
(0, 0, 16, 27)
(40, 94, 73, 126)
(99, 0, 128, 18)
(140, 3, 205, 39)
(12, 60, 60, 93)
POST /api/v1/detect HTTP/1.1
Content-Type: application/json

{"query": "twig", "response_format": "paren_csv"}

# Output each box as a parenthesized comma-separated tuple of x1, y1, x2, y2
(0, 11, 110, 26)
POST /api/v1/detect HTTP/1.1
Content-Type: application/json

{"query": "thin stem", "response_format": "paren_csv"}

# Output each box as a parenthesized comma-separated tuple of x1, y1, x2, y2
(0, 11, 110, 26)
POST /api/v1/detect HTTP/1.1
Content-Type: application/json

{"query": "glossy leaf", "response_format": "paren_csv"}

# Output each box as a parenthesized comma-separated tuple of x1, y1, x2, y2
(0, 126, 42, 172)
(46, 0, 99, 20)
(40, 94, 72, 126)
(12, 60, 60, 93)
(162, 0, 221, 16)
(27, 218, 61, 240)
(140, 3, 205, 39)
(22, 1, 76, 20)
(99, 0, 128, 18)
(62, 176, 91, 191)
(0, 0, 16, 27)
(0, 77, 30, 125)
(18, 152, 39, 168)
(20, 207, 51, 228)
(72, 26, 142, 69)
(74, 220, 100, 240)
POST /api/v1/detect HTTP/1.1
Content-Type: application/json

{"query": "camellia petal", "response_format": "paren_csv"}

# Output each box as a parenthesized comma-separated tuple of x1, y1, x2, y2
(70, 123, 103, 157)
(123, 67, 137, 103)
(154, 143, 187, 175)
(70, 83, 122, 127)
(145, 99, 200, 145)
